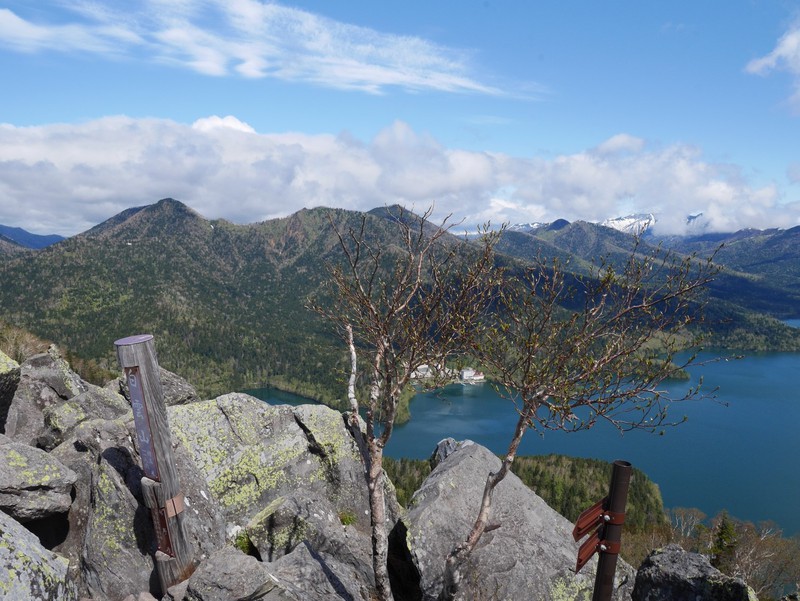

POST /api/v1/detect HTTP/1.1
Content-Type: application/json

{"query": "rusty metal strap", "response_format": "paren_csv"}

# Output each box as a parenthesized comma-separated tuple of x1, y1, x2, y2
(164, 493, 185, 518)
(598, 540, 621, 555)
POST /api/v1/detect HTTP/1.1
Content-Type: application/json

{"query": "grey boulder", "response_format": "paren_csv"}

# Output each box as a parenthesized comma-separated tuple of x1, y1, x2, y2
(403, 441, 635, 601)
(0, 509, 78, 600)
(632, 544, 757, 601)
(0, 349, 20, 432)
(2, 346, 87, 444)
(110, 366, 200, 407)
(0, 432, 77, 522)
(174, 546, 301, 601)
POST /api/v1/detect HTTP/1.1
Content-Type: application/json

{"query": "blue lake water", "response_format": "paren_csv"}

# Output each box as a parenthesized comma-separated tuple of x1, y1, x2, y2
(252, 349, 800, 535)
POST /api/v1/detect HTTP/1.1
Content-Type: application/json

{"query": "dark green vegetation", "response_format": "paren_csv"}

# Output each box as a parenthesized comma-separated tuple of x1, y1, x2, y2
(0, 234, 29, 257)
(497, 220, 800, 351)
(1, 199, 372, 401)
(2, 199, 799, 403)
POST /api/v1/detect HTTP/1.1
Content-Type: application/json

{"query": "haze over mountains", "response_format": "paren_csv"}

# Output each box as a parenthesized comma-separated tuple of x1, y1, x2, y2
(1, 198, 799, 402)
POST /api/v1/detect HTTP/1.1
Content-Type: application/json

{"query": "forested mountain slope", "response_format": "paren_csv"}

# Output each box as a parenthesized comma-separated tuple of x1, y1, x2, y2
(2, 198, 798, 402)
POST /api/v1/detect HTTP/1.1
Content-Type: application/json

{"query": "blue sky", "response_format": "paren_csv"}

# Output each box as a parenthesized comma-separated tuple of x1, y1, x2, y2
(1, 1, 799, 236)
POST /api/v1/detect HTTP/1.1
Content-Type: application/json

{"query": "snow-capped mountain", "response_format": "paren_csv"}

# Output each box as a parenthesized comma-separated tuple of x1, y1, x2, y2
(507, 222, 548, 233)
(600, 213, 656, 235)
(509, 212, 719, 238)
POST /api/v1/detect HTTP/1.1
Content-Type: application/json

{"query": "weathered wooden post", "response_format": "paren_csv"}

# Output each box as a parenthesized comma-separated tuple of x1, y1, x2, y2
(115, 334, 195, 594)
(573, 459, 632, 601)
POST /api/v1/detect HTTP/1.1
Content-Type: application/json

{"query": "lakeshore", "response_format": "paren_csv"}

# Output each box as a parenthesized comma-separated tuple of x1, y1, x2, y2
(253, 348, 800, 535)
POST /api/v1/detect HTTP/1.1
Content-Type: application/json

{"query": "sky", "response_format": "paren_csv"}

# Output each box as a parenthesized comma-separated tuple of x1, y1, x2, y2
(1, 1, 800, 237)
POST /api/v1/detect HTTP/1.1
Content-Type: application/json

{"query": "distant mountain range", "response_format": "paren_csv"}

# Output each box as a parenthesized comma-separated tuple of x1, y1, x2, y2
(0, 225, 64, 249)
(2, 199, 798, 401)
(512, 212, 716, 237)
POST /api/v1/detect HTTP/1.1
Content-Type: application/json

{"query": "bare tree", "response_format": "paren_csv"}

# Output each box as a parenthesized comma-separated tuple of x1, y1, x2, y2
(440, 244, 720, 600)
(713, 515, 800, 598)
(668, 506, 707, 546)
(314, 207, 500, 601)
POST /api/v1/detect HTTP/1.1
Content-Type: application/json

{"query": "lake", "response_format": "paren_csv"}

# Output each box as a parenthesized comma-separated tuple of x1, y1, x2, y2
(251, 348, 800, 536)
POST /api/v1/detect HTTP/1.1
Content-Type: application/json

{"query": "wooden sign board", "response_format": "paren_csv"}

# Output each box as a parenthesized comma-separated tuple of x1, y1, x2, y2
(125, 366, 160, 481)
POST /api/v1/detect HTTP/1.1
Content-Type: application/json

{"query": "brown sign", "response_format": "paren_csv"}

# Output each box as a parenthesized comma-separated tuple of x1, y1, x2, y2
(573, 497, 605, 541)
(572, 495, 626, 573)
(576, 527, 602, 573)
(125, 366, 160, 481)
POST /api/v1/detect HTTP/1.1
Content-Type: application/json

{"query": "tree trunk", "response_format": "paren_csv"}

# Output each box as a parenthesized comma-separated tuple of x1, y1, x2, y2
(439, 408, 531, 601)
(368, 439, 394, 601)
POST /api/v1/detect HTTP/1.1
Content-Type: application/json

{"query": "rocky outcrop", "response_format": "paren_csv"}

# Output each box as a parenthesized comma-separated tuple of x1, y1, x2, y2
(632, 544, 757, 600)
(0, 349, 20, 431)
(0, 433, 77, 522)
(0, 508, 77, 600)
(109, 366, 200, 407)
(3, 347, 87, 444)
(168, 395, 377, 527)
(50, 417, 160, 599)
(2, 352, 765, 601)
(243, 492, 375, 599)
(39, 383, 130, 450)
(49, 416, 226, 600)
(168, 395, 394, 599)
(172, 546, 301, 600)
(402, 439, 635, 601)
(3, 345, 201, 448)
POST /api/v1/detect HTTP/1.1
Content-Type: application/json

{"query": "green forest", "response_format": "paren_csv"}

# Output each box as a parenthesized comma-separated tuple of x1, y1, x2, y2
(2, 199, 800, 408)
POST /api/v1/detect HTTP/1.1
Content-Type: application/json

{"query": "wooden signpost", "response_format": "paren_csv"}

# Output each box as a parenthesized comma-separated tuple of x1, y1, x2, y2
(115, 334, 195, 594)
(572, 460, 632, 601)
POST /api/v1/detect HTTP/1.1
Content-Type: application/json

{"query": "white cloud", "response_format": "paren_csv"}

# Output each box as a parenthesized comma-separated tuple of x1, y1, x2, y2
(0, 1, 501, 95)
(192, 115, 256, 133)
(595, 133, 645, 155)
(0, 7, 127, 54)
(746, 19, 800, 109)
(0, 119, 795, 237)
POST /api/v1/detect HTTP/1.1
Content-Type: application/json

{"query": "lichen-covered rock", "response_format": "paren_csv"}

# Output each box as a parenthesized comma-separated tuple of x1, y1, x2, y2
(0, 349, 20, 432)
(403, 442, 635, 601)
(170, 395, 402, 599)
(50, 418, 154, 600)
(0, 509, 78, 600)
(244, 492, 375, 598)
(39, 384, 130, 450)
(0, 433, 77, 522)
(50, 417, 225, 600)
(168, 395, 368, 528)
(177, 546, 301, 600)
(3, 346, 87, 445)
(270, 540, 371, 600)
(632, 544, 757, 601)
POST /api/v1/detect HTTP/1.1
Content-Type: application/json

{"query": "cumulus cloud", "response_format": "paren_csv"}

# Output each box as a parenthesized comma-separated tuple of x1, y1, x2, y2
(746, 19, 800, 109)
(0, 1, 501, 95)
(192, 115, 256, 133)
(0, 118, 796, 236)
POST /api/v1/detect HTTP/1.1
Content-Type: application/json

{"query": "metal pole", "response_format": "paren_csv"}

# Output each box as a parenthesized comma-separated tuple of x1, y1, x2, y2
(115, 334, 195, 595)
(592, 460, 632, 601)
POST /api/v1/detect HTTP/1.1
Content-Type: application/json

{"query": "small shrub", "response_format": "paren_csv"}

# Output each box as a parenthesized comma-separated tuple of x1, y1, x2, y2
(339, 510, 357, 526)
(234, 530, 257, 557)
